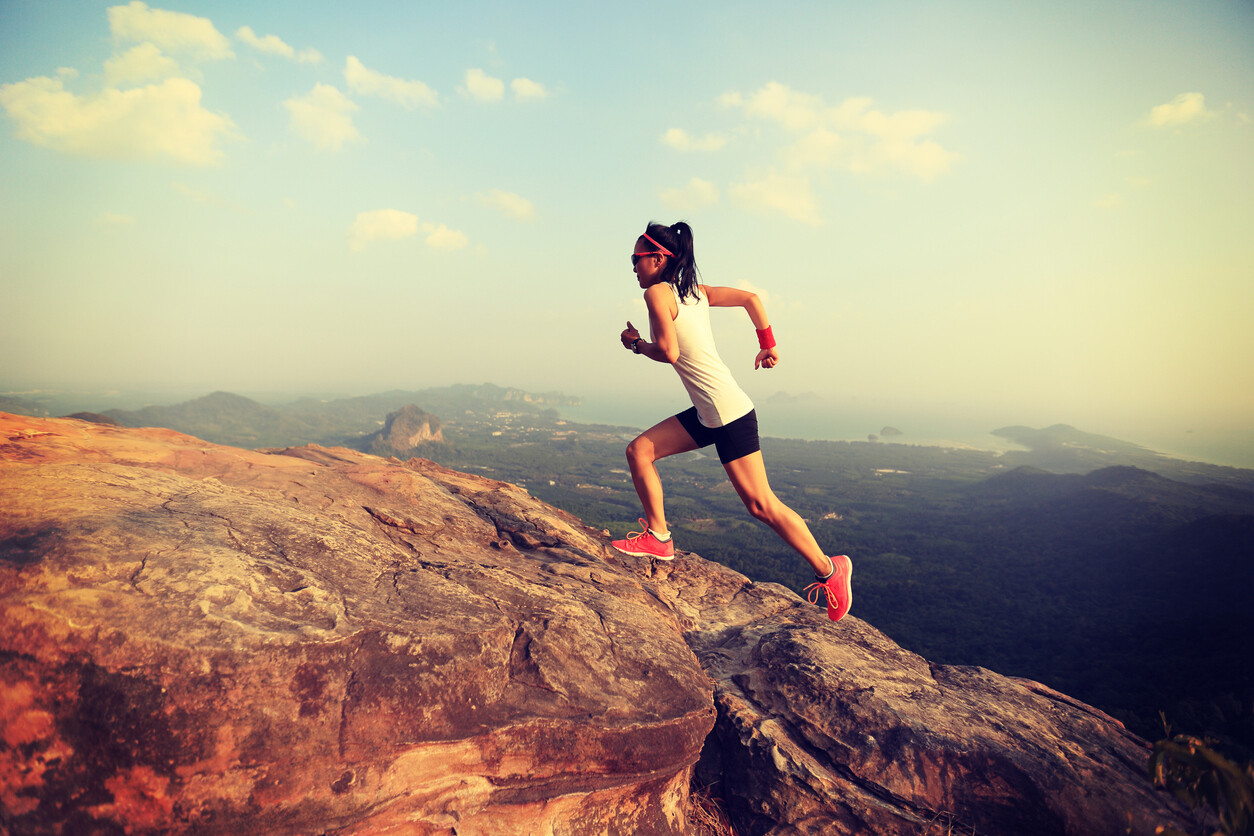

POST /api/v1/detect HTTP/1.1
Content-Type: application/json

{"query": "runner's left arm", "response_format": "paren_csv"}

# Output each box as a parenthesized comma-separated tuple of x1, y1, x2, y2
(703, 285, 779, 369)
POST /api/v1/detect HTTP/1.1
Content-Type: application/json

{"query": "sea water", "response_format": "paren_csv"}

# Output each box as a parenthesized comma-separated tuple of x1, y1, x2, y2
(561, 395, 1254, 468)
(561, 397, 1025, 453)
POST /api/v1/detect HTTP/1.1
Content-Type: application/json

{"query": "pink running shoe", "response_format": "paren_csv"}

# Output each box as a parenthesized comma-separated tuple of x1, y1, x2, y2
(805, 555, 852, 621)
(612, 519, 675, 560)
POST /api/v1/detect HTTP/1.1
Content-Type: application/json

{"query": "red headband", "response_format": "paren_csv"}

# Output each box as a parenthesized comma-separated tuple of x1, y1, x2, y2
(641, 232, 673, 256)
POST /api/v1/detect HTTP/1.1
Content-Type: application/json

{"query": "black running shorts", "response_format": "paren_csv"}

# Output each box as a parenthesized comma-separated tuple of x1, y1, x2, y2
(676, 407, 760, 464)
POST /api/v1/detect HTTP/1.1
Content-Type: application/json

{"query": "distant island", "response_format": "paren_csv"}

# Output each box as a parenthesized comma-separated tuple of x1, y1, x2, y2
(990, 423, 1254, 486)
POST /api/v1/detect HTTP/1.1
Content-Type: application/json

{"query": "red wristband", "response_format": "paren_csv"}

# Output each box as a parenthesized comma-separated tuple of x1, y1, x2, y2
(756, 326, 776, 350)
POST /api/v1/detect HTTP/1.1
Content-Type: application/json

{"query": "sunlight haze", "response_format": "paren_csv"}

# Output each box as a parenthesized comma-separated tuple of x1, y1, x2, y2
(2, 1, 1252, 464)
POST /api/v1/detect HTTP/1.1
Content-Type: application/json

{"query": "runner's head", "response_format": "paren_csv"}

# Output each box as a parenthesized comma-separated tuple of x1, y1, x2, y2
(638, 221, 700, 301)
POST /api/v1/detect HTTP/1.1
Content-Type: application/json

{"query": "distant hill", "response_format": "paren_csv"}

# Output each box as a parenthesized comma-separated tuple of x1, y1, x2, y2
(978, 463, 1254, 515)
(106, 391, 317, 448)
(100, 384, 579, 451)
(854, 462, 1254, 748)
(995, 423, 1150, 453)
(995, 423, 1254, 491)
(64, 412, 121, 426)
(0, 395, 50, 417)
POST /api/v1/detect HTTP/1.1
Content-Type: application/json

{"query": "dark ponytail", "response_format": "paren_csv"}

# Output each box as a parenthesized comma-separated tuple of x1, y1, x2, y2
(643, 221, 700, 302)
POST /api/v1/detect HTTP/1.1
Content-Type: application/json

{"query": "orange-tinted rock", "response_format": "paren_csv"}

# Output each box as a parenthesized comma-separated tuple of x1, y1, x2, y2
(0, 413, 1189, 835)
(635, 556, 1191, 835)
(0, 414, 711, 834)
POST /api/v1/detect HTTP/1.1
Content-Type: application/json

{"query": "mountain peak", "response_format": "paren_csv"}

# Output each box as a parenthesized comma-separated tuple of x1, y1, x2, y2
(1081, 464, 1163, 487)
(366, 404, 445, 456)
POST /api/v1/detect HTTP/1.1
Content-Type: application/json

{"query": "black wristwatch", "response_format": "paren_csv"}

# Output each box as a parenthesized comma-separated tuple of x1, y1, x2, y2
(631, 338, 642, 354)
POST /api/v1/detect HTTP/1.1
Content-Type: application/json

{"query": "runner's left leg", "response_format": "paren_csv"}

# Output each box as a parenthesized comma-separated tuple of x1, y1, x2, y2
(625, 415, 699, 536)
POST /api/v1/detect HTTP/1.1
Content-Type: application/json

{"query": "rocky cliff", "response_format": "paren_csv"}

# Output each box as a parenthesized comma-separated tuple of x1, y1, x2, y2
(0, 413, 1189, 835)
(366, 405, 445, 457)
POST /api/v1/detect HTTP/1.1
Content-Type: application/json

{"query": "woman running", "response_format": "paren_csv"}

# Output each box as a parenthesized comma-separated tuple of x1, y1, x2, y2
(611, 221, 853, 621)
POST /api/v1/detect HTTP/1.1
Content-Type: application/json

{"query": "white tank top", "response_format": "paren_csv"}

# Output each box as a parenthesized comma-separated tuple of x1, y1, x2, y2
(669, 284, 755, 427)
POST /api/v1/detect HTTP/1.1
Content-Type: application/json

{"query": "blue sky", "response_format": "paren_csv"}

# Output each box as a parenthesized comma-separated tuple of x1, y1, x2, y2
(2, 1, 1252, 459)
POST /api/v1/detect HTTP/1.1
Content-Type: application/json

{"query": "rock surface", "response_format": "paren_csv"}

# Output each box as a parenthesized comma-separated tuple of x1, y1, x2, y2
(651, 565, 1186, 835)
(0, 413, 1189, 835)
(0, 414, 710, 835)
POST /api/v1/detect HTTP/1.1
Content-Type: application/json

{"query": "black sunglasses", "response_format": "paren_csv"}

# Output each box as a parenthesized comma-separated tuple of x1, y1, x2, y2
(631, 250, 667, 266)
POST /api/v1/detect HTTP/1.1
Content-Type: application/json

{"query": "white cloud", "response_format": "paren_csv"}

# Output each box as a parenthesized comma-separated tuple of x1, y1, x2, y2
(0, 75, 237, 165)
(348, 209, 418, 252)
(854, 136, 958, 181)
(660, 178, 720, 212)
(235, 26, 294, 59)
(463, 68, 504, 102)
(477, 189, 535, 220)
(781, 127, 843, 170)
(344, 56, 438, 109)
(723, 83, 959, 183)
(285, 83, 360, 150)
(107, 1, 232, 60)
(346, 212, 466, 251)
(721, 83, 822, 132)
(296, 48, 323, 65)
(729, 172, 821, 226)
(662, 128, 727, 152)
(421, 223, 468, 250)
(1146, 92, 1211, 128)
(104, 42, 180, 87)
(830, 98, 947, 140)
(511, 77, 548, 101)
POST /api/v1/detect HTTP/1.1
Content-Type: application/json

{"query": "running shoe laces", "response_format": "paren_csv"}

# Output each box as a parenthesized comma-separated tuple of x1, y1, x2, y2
(612, 518, 675, 560)
(805, 555, 852, 622)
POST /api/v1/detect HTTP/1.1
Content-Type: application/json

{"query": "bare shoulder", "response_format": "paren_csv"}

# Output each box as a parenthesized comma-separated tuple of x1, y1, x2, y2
(644, 282, 678, 317)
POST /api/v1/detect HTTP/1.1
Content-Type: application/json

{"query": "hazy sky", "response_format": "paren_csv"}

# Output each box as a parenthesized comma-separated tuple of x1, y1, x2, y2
(2, 1, 1252, 450)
